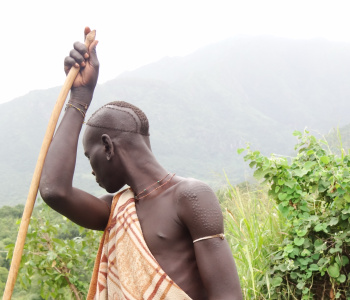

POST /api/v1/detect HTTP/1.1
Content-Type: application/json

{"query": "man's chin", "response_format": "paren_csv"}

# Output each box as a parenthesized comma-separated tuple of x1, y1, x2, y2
(104, 184, 127, 194)
(103, 184, 120, 194)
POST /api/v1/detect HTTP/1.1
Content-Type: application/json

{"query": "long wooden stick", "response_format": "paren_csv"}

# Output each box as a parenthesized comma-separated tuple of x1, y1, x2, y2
(2, 30, 96, 300)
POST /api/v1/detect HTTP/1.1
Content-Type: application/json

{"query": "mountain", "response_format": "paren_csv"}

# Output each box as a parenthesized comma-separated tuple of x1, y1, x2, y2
(1, 36, 350, 206)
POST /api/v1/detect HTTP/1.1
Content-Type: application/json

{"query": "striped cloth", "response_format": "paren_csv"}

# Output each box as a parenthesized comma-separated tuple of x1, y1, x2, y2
(87, 189, 192, 300)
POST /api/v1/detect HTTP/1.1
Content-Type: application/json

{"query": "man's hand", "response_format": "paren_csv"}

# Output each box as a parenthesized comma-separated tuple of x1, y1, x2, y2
(64, 27, 99, 104)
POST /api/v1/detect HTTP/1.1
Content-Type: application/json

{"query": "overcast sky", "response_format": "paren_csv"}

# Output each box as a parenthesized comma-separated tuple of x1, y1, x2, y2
(1, 0, 350, 104)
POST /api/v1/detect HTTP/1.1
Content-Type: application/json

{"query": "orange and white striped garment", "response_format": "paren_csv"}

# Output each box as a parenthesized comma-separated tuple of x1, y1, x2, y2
(87, 189, 192, 300)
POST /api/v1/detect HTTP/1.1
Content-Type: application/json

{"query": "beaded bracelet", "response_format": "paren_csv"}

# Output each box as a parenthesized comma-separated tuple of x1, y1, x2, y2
(65, 103, 86, 118)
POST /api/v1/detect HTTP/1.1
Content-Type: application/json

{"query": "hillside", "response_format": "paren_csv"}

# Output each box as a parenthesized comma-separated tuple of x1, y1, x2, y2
(1, 36, 350, 206)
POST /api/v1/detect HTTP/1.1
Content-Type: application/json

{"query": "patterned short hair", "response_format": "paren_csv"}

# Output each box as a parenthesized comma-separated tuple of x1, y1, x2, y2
(86, 101, 150, 136)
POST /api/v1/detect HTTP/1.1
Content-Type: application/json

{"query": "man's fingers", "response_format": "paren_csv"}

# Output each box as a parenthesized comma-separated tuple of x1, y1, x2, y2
(69, 49, 86, 67)
(88, 40, 99, 67)
(64, 56, 79, 74)
(73, 42, 88, 57)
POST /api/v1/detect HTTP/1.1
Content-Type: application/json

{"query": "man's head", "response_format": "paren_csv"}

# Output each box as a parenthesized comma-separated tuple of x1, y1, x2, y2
(82, 101, 151, 192)
(86, 101, 150, 137)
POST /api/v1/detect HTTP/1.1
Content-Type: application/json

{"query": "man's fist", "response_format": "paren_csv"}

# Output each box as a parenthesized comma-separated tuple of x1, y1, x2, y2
(64, 27, 99, 103)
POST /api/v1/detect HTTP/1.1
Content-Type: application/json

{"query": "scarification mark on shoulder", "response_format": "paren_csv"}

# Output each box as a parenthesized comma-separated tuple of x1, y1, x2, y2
(178, 182, 223, 237)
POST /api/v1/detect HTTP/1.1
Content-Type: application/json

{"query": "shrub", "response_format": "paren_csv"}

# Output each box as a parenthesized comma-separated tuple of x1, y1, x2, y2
(239, 130, 350, 299)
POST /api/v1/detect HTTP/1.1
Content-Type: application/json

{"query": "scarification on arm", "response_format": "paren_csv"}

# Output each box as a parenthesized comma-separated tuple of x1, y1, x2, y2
(177, 181, 224, 247)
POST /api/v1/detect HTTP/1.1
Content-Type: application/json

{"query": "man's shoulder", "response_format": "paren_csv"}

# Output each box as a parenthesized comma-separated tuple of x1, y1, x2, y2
(173, 177, 218, 205)
(173, 177, 223, 238)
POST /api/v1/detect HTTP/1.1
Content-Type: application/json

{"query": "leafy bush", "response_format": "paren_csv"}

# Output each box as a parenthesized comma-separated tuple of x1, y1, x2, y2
(239, 130, 350, 299)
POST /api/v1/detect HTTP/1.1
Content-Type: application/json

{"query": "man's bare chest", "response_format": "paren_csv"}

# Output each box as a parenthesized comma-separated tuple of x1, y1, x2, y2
(135, 194, 189, 256)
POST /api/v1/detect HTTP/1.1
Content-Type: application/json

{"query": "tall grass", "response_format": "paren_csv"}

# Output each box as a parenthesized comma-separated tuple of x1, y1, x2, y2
(217, 180, 287, 299)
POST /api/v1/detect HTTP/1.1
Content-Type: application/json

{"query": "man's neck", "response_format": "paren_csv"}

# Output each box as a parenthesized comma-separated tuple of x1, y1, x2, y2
(121, 149, 169, 195)
(129, 165, 170, 196)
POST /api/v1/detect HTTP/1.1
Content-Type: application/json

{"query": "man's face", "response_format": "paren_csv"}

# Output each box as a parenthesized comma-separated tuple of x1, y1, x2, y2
(83, 127, 125, 193)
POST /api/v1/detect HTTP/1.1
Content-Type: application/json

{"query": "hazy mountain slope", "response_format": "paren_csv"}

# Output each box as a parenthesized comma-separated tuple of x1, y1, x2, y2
(1, 36, 350, 206)
(127, 36, 350, 130)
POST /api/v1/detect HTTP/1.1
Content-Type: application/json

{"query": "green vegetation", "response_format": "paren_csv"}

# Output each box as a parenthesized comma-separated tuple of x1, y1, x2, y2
(0, 202, 101, 299)
(0, 204, 24, 294)
(218, 181, 286, 298)
(231, 130, 350, 299)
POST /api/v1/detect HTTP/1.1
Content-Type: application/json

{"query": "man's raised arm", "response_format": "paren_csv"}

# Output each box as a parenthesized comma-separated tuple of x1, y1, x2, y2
(39, 28, 111, 230)
(177, 180, 243, 300)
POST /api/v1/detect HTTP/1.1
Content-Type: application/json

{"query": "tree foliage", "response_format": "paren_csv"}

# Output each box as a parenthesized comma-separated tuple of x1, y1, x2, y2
(240, 130, 350, 299)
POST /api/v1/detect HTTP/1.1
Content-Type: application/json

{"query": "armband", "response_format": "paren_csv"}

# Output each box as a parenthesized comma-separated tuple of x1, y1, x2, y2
(193, 233, 225, 243)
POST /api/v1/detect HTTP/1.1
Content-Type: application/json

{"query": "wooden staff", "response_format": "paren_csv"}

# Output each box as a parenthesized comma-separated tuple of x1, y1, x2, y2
(2, 29, 96, 300)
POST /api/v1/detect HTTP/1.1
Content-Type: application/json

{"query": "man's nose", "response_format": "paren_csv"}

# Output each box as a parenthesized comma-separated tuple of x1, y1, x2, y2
(92, 171, 95, 176)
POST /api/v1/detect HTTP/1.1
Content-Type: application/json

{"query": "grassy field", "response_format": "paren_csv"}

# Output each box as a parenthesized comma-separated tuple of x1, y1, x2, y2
(218, 180, 287, 299)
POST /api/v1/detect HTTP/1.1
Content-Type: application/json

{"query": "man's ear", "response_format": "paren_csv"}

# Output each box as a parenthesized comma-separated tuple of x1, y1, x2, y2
(101, 134, 114, 161)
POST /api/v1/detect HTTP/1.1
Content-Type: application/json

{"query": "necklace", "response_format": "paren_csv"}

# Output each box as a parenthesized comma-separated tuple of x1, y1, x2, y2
(134, 173, 176, 200)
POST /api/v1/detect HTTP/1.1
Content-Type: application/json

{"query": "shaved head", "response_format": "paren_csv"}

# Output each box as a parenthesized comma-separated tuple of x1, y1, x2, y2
(86, 101, 150, 136)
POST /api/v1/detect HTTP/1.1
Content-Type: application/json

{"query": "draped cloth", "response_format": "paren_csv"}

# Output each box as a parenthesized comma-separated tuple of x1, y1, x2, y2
(87, 189, 192, 300)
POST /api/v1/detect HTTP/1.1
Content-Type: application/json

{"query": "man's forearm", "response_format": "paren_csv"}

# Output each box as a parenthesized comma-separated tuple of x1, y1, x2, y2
(40, 95, 90, 200)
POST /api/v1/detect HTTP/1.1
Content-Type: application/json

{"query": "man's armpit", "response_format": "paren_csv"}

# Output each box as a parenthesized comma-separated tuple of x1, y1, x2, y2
(177, 181, 224, 240)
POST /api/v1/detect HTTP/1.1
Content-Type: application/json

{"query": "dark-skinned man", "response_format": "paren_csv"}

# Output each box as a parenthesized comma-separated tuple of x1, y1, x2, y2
(39, 27, 242, 300)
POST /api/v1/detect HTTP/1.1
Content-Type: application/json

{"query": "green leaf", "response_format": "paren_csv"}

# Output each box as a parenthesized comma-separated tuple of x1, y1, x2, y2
(318, 257, 329, 267)
(309, 264, 319, 271)
(311, 253, 320, 260)
(301, 249, 311, 257)
(315, 241, 327, 252)
(341, 256, 349, 266)
(327, 263, 340, 278)
(285, 244, 294, 253)
(314, 223, 326, 232)
(237, 148, 245, 155)
(302, 287, 310, 295)
(285, 180, 295, 188)
(296, 281, 305, 290)
(271, 276, 283, 287)
(314, 239, 323, 247)
(300, 205, 310, 212)
(342, 207, 350, 214)
(320, 156, 330, 164)
(278, 204, 289, 217)
(337, 274, 346, 283)
(328, 217, 339, 226)
(253, 168, 270, 180)
(278, 193, 288, 201)
(249, 161, 256, 168)
(294, 237, 305, 246)
(298, 257, 311, 266)
(297, 229, 308, 237)
(294, 169, 308, 177)
(304, 161, 316, 170)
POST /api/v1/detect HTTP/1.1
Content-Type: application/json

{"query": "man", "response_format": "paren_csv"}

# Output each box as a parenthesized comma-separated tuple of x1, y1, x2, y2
(39, 28, 242, 300)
